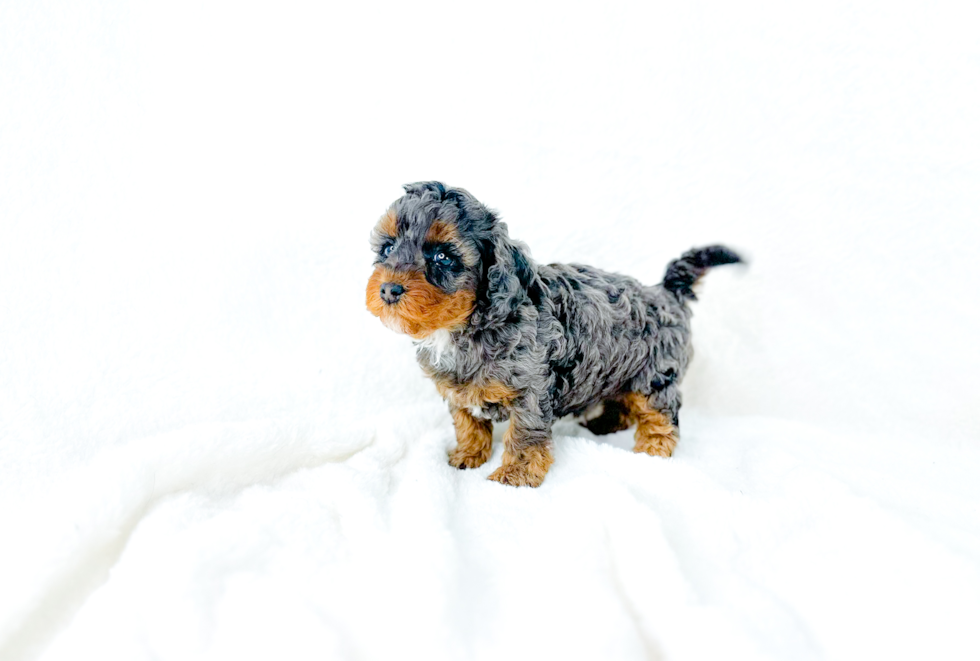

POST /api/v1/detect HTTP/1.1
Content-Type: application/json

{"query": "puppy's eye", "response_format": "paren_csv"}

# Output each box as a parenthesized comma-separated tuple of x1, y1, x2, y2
(434, 251, 453, 267)
(381, 243, 394, 259)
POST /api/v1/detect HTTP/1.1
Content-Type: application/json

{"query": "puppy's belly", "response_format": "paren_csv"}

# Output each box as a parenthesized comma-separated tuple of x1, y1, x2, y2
(431, 376, 516, 422)
(468, 402, 509, 422)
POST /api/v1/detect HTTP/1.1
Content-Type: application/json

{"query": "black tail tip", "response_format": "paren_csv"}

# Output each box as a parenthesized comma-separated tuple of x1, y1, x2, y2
(663, 245, 744, 299)
(687, 245, 743, 268)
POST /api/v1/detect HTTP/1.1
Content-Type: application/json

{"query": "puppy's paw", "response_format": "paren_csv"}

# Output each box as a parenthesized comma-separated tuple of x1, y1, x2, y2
(633, 434, 677, 458)
(580, 401, 632, 436)
(448, 446, 491, 470)
(487, 462, 547, 488)
(580, 417, 630, 436)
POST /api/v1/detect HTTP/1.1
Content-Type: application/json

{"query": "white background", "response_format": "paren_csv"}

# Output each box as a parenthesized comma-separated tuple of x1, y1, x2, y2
(2, 1, 979, 660)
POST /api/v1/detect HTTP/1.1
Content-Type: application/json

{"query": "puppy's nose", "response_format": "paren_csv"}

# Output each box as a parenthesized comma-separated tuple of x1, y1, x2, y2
(379, 282, 405, 304)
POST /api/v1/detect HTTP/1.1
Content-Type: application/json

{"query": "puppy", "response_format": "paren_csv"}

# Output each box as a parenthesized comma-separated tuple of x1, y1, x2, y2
(366, 182, 741, 487)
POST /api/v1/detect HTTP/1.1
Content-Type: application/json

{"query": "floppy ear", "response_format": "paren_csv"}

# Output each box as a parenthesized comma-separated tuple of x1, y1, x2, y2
(473, 218, 536, 327)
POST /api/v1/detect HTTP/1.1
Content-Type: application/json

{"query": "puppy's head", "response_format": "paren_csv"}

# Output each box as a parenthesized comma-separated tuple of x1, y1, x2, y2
(366, 182, 534, 337)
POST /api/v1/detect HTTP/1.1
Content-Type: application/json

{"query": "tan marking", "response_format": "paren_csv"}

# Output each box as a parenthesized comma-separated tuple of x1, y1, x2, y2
(425, 220, 458, 244)
(448, 407, 493, 469)
(365, 265, 475, 338)
(425, 220, 479, 267)
(377, 208, 397, 238)
(622, 393, 677, 457)
(429, 375, 518, 410)
(487, 422, 554, 488)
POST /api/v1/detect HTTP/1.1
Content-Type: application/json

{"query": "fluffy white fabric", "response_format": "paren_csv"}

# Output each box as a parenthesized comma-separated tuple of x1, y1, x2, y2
(2, 1, 979, 660)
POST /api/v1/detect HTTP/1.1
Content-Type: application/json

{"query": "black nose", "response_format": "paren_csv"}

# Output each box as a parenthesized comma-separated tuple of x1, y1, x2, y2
(380, 282, 405, 304)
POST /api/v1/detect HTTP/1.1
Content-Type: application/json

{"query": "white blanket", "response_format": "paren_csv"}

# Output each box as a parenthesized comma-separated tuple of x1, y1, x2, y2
(5, 409, 980, 660)
(3, 1, 979, 659)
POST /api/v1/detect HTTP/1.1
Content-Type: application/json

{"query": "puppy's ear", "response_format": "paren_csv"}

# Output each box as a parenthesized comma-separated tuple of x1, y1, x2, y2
(473, 218, 536, 327)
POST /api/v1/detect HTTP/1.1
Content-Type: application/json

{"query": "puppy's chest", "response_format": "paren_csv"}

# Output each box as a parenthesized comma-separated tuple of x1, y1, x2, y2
(420, 362, 517, 419)
(430, 375, 517, 408)
(416, 330, 519, 418)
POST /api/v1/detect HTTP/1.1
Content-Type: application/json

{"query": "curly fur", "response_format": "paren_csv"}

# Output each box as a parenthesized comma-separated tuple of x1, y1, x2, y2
(366, 181, 742, 487)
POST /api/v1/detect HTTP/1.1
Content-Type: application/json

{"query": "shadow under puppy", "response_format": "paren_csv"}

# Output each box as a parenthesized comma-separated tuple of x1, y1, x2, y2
(366, 182, 741, 487)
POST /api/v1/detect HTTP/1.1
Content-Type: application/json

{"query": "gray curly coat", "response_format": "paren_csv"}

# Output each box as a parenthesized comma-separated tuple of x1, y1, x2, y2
(366, 182, 741, 487)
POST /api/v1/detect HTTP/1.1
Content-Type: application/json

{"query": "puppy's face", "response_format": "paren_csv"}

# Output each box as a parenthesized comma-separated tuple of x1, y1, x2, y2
(365, 201, 482, 339)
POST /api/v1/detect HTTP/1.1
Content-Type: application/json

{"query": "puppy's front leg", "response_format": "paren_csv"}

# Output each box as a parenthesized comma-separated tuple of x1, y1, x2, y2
(487, 415, 554, 488)
(448, 406, 493, 469)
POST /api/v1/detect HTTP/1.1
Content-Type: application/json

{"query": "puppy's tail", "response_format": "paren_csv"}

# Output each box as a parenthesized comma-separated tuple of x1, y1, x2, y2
(662, 245, 743, 301)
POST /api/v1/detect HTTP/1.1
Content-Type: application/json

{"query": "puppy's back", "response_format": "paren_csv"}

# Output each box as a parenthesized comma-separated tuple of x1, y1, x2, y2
(536, 262, 691, 417)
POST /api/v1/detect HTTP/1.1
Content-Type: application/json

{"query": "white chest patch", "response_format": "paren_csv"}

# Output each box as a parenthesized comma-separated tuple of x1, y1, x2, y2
(415, 329, 456, 370)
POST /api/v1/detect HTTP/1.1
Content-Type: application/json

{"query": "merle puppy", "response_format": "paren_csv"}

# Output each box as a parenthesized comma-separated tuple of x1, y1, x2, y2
(366, 182, 741, 487)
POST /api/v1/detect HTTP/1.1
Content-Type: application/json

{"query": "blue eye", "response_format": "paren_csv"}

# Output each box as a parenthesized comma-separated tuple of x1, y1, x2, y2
(381, 243, 394, 258)
(435, 251, 453, 267)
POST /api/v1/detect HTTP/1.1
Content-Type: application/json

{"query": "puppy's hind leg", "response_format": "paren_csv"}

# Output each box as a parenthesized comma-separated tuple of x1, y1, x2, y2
(580, 399, 633, 435)
(623, 392, 678, 458)
(448, 406, 494, 469)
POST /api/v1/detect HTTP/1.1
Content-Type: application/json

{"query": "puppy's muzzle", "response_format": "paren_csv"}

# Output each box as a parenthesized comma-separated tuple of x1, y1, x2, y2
(379, 282, 405, 305)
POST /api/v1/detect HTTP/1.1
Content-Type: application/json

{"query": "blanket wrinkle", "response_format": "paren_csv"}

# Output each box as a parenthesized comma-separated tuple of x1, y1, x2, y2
(601, 523, 667, 661)
(0, 418, 374, 661)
